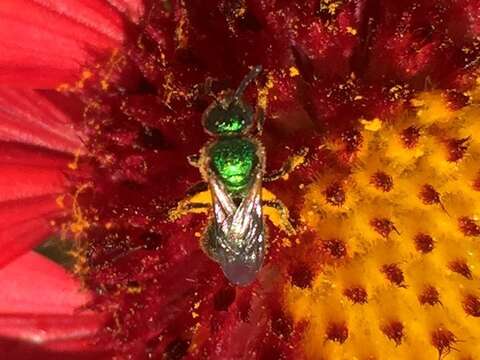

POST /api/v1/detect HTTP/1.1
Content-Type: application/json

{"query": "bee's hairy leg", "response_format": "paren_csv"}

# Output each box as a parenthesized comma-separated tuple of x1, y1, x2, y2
(185, 181, 208, 196)
(168, 200, 210, 220)
(168, 188, 212, 221)
(187, 153, 201, 168)
(262, 199, 296, 235)
(263, 147, 309, 182)
(255, 106, 265, 135)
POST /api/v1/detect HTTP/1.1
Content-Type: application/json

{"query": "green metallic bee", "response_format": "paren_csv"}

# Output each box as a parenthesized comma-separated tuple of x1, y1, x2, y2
(171, 66, 303, 285)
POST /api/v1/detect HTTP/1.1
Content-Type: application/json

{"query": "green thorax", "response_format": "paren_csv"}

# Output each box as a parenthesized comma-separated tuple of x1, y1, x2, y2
(209, 137, 258, 194)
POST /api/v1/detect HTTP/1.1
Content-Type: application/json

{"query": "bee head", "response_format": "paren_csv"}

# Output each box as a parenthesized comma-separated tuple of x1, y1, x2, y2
(202, 99, 253, 136)
(202, 66, 262, 136)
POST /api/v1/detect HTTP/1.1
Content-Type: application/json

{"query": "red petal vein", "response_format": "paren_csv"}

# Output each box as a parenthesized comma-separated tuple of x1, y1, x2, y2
(0, 0, 139, 87)
(0, 251, 90, 314)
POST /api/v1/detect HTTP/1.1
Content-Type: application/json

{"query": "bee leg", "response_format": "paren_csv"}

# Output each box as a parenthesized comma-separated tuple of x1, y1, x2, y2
(262, 199, 296, 235)
(168, 189, 212, 220)
(255, 106, 265, 135)
(185, 181, 208, 197)
(263, 147, 308, 182)
(187, 153, 201, 168)
(168, 201, 210, 220)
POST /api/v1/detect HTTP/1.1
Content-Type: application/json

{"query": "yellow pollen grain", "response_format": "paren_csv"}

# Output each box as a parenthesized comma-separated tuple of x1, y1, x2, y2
(346, 26, 357, 35)
(67, 150, 82, 170)
(126, 284, 143, 294)
(289, 66, 300, 77)
(163, 72, 185, 109)
(69, 246, 88, 278)
(281, 238, 292, 247)
(360, 117, 382, 131)
(77, 70, 93, 88)
(100, 79, 110, 90)
(98, 49, 125, 93)
(67, 183, 92, 236)
(234, 6, 246, 17)
(56, 195, 65, 209)
(56, 83, 70, 92)
(191, 300, 201, 319)
(328, 3, 339, 15)
(175, 3, 188, 49)
(57, 69, 93, 92)
(257, 72, 274, 111)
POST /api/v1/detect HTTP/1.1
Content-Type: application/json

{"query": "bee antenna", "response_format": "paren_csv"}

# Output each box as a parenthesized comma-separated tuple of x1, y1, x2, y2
(232, 65, 263, 103)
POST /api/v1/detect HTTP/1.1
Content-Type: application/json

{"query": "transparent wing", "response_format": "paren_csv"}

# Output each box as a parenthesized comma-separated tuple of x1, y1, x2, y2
(228, 169, 263, 252)
(208, 173, 236, 227)
(206, 157, 266, 285)
(208, 165, 263, 255)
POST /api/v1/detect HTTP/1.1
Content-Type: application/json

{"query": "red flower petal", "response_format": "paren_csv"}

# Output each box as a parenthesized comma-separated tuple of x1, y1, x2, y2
(106, 0, 144, 22)
(0, 313, 100, 346)
(0, 165, 66, 202)
(0, 0, 143, 88)
(0, 90, 84, 266)
(0, 143, 72, 267)
(0, 195, 60, 232)
(0, 252, 106, 357)
(0, 89, 82, 153)
(0, 142, 75, 170)
(0, 251, 89, 315)
(0, 197, 62, 268)
(0, 336, 108, 360)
